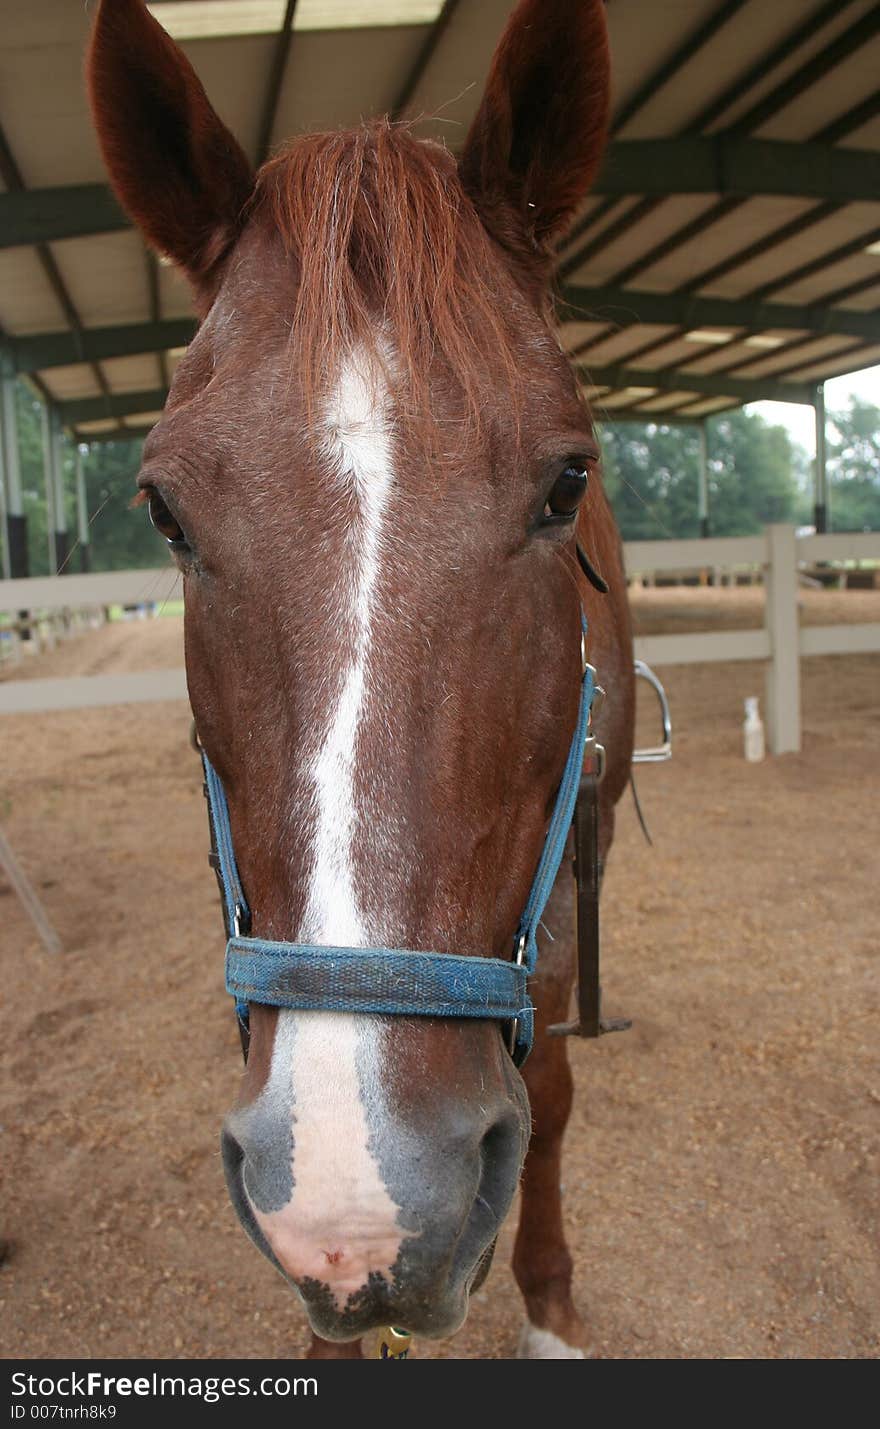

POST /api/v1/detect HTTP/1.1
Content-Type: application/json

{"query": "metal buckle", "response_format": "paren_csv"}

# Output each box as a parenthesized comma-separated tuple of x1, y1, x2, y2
(372, 1326, 412, 1360)
(508, 933, 527, 1056)
(233, 903, 244, 939)
(583, 656, 606, 780)
(583, 732, 606, 782)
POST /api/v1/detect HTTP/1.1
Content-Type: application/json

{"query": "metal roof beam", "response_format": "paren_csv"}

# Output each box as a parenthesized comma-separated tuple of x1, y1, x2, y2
(592, 138, 880, 204)
(688, 0, 860, 134)
(558, 285, 880, 344)
(391, 0, 461, 121)
(754, 336, 879, 382)
(71, 426, 154, 445)
(19, 291, 873, 378)
(705, 274, 880, 379)
(59, 389, 168, 424)
(59, 369, 815, 424)
(9, 135, 879, 251)
(729, 4, 880, 136)
(0, 183, 127, 248)
(54, 346, 846, 426)
(0, 120, 117, 427)
(562, 0, 857, 259)
(255, 0, 300, 165)
(577, 364, 813, 406)
(610, 0, 749, 135)
(596, 412, 707, 429)
(559, 4, 880, 282)
(4, 319, 196, 374)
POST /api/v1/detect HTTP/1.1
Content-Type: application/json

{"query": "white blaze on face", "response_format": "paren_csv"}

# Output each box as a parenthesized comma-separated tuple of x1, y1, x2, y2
(247, 346, 411, 1303)
(303, 342, 395, 945)
(248, 1011, 410, 1302)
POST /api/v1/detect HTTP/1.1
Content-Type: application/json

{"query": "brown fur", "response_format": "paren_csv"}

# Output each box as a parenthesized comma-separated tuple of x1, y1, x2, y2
(460, 0, 611, 257)
(85, 0, 253, 303)
(256, 124, 527, 438)
(87, 0, 634, 1358)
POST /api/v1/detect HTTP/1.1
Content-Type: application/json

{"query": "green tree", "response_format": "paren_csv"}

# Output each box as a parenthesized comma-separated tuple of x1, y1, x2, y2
(599, 421, 699, 539)
(705, 409, 799, 534)
(826, 396, 880, 532)
(84, 437, 157, 570)
(12, 381, 155, 573)
(15, 384, 60, 576)
(598, 407, 799, 539)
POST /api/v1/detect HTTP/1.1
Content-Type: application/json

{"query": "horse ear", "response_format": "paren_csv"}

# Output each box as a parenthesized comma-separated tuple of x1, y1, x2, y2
(459, 0, 610, 258)
(86, 0, 254, 297)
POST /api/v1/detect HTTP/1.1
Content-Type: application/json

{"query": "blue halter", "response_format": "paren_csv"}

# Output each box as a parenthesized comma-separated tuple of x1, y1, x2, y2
(200, 621, 596, 1067)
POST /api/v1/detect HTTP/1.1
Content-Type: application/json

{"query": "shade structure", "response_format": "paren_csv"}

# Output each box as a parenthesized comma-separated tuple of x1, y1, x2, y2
(0, 0, 877, 442)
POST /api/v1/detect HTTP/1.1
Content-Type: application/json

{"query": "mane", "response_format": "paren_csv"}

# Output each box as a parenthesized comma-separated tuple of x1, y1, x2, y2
(254, 120, 530, 442)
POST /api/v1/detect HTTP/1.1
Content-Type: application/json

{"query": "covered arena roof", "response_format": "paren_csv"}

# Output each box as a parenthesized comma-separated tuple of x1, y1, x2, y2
(1, 0, 879, 442)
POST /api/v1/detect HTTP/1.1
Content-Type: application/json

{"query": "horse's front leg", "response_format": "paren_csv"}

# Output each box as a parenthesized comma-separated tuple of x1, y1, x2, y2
(513, 877, 592, 1359)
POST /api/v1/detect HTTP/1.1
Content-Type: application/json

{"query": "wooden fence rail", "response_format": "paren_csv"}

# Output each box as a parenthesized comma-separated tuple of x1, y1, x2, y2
(1, 528, 878, 753)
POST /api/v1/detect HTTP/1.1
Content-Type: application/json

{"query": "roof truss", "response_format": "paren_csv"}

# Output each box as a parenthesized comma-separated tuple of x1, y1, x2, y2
(558, 286, 880, 346)
(5, 139, 880, 248)
(4, 284, 876, 379)
(577, 364, 814, 406)
(1, 0, 877, 438)
(4, 319, 196, 374)
(57, 359, 816, 428)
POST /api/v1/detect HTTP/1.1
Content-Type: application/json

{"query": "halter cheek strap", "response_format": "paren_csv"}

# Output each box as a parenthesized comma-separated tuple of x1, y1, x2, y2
(200, 620, 595, 1067)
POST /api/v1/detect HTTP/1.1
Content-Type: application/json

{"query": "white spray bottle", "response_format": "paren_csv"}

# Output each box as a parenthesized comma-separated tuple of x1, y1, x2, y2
(743, 696, 765, 763)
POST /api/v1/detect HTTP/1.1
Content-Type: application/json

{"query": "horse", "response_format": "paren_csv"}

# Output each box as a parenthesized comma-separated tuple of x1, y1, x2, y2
(87, 0, 634, 1359)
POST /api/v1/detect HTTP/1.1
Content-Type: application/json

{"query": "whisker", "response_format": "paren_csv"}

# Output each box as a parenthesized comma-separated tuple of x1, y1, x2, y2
(156, 570, 183, 617)
(54, 538, 81, 576)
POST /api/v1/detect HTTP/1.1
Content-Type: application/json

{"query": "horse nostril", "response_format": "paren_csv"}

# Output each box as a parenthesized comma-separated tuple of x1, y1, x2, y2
(478, 1112, 526, 1223)
(448, 1111, 526, 1290)
(221, 1125, 244, 1181)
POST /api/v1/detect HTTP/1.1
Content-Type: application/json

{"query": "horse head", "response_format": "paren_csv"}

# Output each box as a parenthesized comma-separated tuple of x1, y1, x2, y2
(87, 0, 623, 1345)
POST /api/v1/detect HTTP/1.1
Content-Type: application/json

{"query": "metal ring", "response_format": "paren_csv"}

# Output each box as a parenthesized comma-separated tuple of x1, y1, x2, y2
(632, 659, 672, 763)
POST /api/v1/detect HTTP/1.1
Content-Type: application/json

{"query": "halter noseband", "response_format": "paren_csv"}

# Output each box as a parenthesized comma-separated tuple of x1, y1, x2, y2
(199, 615, 597, 1067)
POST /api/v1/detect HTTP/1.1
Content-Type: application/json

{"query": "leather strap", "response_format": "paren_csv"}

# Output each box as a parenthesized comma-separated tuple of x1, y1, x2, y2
(548, 751, 631, 1041)
(576, 542, 609, 594)
(573, 761, 602, 1036)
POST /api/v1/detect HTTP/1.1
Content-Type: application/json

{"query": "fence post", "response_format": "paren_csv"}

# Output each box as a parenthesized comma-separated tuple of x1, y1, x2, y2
(814, 383, 827, 534)
(1, 373, 24, 577)
(697, 422, 709, 540)
(75, 446, 91, 572)
(764, 524, 800, 754)
(49, 406, 69, 574)
(40, 403, 57, 576)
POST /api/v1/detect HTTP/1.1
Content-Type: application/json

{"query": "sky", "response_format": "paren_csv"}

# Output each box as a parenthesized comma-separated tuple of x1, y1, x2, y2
(748, 362, 880, 456)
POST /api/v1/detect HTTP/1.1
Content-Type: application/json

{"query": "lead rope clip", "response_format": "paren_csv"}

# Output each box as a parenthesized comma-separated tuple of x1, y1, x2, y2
(372, 1326, 412, 1360)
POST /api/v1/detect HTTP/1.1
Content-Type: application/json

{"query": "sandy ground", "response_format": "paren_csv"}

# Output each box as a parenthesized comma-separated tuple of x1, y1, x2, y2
(1, 587, 878, 1360)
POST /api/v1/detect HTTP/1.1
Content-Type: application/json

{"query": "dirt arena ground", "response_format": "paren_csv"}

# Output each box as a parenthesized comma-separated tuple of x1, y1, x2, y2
(1, 586, 878, 1359)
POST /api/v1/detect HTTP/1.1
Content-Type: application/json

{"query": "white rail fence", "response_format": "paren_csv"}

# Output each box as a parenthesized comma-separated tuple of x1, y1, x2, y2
(0, 526, 878, 753)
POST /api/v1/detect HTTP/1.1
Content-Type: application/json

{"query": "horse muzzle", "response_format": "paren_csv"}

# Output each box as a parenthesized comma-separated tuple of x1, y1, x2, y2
(220, 1062, 528, 1340)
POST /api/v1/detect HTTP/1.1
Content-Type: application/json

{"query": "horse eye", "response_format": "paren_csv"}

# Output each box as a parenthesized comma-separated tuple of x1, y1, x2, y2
(146, 488, 189, 550)
(543, 463, 589, 521)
